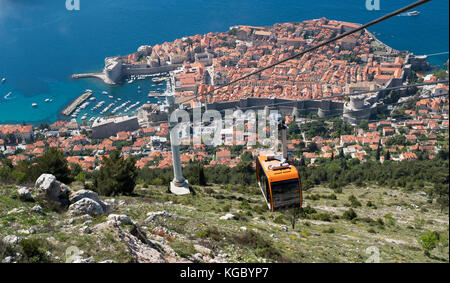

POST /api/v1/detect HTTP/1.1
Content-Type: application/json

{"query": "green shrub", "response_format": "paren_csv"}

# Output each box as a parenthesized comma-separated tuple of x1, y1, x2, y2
(384, 213, 397, 226)
(196, 226, 222, 241)
(239, 200, 251, 210)
(323, 227, 335, 233)
(419, 231, 439, 256)
(19, 238, 52, 263)
(222, 204, 232, 212)
(308, 212, 332, 222)
(232, 231, 289, 262)
(366, 201, 377, 209)
(343, 208, 357, 221)
(348, 195, 362, 208)
(274, 215, 286, 225)
(169, 241, 197, 259)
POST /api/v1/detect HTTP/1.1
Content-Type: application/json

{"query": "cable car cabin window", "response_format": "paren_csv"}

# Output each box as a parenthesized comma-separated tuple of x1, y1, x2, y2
(257, 160, 269, 203)
(261, 172, 269, 202)
(271, 179, 301, 210)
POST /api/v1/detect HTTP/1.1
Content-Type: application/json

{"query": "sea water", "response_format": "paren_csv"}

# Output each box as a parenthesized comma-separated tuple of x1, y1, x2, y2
(0, 0, 448, 124)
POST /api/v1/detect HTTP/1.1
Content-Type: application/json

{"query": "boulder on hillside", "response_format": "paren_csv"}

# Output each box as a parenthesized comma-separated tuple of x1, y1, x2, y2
(35, 174, 70, 206)
(68, 198, 104, 217)
(18, 187, 33, 202)
(69, 189, 109, 212)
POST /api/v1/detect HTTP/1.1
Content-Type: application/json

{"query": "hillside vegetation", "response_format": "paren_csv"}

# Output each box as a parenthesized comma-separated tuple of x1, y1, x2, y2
(1, 180, 448, 263)
(1, 148, 448, 263)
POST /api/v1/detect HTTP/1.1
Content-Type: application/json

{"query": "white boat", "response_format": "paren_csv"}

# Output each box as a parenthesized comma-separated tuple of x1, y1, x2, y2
(4, 92, 12, 99)
(108, 95, 114, 99)
(45, 98, 50, 102)
(32, 103, 38, 107)
(90, 97, 96, 101)
(407, 11, 420, 16)
(102, 91, 108, 95)
(86, 89, 93, 93)
(1, 78, 6, 84)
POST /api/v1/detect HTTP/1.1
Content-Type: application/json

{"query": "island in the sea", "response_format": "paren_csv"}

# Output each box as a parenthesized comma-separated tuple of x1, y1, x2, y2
(72, 17, 431, 124)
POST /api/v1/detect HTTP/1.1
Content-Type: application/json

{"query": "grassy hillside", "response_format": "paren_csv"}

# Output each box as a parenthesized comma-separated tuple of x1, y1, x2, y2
(0, 182, 448, 263)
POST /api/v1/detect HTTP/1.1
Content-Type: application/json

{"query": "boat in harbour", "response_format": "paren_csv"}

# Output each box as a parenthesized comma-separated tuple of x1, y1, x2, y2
(152, 77, 167, 83)
(148, 91, 165, 98)
(32, 103, 38, 107)
(1, 78, 6, 84)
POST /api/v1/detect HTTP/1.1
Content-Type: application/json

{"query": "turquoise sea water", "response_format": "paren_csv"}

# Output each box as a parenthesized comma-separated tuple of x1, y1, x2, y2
(0, 0, 448, 125)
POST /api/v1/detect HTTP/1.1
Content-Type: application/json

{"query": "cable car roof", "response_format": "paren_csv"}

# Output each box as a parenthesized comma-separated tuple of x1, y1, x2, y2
(257, 155, 299, 182)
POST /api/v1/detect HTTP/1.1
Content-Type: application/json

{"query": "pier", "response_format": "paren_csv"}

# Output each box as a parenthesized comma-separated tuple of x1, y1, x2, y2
(62, 91, 93, 116)
(72, 72, 116, 85)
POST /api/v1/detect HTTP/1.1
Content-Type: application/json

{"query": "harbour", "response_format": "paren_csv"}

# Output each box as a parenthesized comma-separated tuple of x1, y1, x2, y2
(0, 0, 447, 125)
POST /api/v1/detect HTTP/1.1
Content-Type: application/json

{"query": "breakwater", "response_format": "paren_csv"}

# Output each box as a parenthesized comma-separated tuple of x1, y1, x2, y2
(62, 91, 93, 116)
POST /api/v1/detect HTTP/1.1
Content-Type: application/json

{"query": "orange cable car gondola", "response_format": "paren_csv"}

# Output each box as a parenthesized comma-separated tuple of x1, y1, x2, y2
(256, 119, 302, 212)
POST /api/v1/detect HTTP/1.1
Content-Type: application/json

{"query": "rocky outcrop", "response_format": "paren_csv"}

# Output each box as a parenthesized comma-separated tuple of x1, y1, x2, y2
(69, 198, 104, 217)
(144, 211, 176, 223)
(69, 189, 109, 212)
(108, 214, 133, 225)
(95, 220, 167, 263)
(35, 174, 70, 206)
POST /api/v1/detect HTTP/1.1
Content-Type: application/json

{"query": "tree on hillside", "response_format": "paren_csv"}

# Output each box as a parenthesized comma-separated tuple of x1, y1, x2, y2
(419, 231, 439, 257)
(37, 147, 73, 184)
(358, 119, 369, 131)
(94, 150, 138, 196)
(198, 165, 207, 186)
